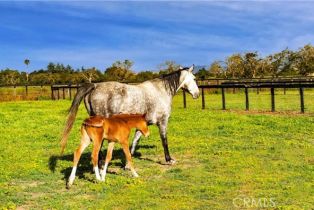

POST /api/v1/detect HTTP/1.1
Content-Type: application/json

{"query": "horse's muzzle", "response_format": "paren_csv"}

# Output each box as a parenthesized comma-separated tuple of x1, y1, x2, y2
(192, 92, 200, 99)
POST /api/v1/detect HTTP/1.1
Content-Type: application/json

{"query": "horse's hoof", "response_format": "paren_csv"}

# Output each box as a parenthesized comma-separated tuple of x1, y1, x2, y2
(167, 159, 176, 165)
(66, 183, 72, 189)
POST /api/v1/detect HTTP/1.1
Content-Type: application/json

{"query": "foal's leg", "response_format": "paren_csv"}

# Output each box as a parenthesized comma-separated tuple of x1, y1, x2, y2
(91, 136, 103, 181)
(67, 128, 90, 188)
(122, 142, 138, 177)
(130, 130, 142, 155)
(100, 141, 115, 181)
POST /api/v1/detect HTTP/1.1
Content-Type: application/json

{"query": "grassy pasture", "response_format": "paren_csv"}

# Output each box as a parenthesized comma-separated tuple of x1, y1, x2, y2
(0, 94, 313, 209)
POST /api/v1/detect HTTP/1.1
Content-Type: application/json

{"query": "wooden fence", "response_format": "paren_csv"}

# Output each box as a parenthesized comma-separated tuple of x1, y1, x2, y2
(51, 84, 80, 100)
(183, 80, 314, 113)
(196, 76, 314, 85)
(0, 85, 51, 101)
(1, 77, 314, 114)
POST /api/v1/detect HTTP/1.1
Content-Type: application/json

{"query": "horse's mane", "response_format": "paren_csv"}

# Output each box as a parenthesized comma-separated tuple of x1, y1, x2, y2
(159, 68, 189, 95)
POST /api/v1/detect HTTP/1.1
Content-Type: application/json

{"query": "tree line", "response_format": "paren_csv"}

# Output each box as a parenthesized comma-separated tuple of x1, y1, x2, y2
(0, 60, 160, 86)
(202, 44, 314, 79)
(1, 44, 313, 86)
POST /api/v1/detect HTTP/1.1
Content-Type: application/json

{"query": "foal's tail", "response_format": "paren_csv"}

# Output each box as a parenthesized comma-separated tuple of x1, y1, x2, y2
(60, 83, 96, 155)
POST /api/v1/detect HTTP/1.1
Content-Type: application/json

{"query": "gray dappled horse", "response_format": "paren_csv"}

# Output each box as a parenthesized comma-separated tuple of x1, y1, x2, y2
(61, 65, 199, 164)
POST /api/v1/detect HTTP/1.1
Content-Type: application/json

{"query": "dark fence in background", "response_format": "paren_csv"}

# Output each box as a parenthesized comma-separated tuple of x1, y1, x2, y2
(1, 76, 314, 114)
(183, 80, 314, 113)
(50, 84, 81, 100)
(196, 76, 314, 85)
(0, 84, 81, 101)
(0, 85, 51, 101)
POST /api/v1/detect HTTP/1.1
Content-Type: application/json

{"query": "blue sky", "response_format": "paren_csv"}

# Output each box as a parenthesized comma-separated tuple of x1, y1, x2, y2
(0, 1, 314, 72)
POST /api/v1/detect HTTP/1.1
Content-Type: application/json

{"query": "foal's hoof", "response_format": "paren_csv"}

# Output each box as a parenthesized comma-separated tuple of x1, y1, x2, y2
(132, 172, 139, 178)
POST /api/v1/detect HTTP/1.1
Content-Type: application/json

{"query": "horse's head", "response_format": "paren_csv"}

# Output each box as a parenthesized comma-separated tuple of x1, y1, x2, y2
(177, 65, 200, 99)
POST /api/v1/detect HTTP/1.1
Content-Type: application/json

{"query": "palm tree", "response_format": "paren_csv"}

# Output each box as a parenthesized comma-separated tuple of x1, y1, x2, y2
(24, 59, 30, 82)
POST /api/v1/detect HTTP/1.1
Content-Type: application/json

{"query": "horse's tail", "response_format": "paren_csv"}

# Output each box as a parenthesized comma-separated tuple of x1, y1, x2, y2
(60, 83, 96, 155)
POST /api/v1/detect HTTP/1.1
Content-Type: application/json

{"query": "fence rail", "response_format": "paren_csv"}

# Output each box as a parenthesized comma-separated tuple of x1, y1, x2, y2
(0, 85, 51, 101)
(1, 78, 314, 114)
(182, 81, 314, 113)
(51, 84, 81, 100)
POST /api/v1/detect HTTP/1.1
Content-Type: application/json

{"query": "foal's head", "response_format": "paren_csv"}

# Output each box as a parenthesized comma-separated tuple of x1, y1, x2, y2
(135, 115, 150, 137)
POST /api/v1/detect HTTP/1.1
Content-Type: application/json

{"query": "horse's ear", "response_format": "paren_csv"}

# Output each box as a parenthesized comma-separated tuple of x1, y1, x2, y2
(188, 64, 194, 72)
(179, 66, 183, 70)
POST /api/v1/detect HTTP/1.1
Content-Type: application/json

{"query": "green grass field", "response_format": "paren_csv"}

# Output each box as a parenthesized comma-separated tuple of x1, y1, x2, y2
(0, 93, 313, 209)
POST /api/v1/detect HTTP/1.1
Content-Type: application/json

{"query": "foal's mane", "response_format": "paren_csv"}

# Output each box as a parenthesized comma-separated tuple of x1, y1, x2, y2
(159, 67, 189, 95)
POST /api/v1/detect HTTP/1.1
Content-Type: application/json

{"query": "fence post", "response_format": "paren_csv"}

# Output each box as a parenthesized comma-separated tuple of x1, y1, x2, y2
(222, 87, 226, 110)
(183, 90, 186, 108)
(69, 85, 72, 100)
(299, 87, 305, 113)
(57, 88, 60, 100)
(51, 86, 54, 100)
(245, 87, 249, 111)
(62, 87, 65, 99)
(201, 88, 205, 109)
(25, 85, 28, 97)
(271, 87, 275, 112)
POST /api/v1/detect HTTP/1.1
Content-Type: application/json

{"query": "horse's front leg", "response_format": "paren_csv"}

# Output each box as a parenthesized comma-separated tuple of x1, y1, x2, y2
(158, 120, 176, 164)
(130, 130, 142, 155)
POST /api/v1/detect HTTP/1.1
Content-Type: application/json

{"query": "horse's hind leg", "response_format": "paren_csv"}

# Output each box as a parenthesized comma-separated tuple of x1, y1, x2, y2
(130, 130, 142, 155)
(100, 141, 115, 181)
(84, 94, 94, 116)
(67, 127, 90, 188)
(122, 142, 138, 177)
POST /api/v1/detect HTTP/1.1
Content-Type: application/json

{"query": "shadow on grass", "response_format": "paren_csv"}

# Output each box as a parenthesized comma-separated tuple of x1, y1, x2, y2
(48, 144, 157, 183)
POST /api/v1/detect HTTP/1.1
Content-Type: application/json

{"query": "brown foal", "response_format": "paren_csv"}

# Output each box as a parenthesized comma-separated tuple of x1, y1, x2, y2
(67, 114, 149, 188)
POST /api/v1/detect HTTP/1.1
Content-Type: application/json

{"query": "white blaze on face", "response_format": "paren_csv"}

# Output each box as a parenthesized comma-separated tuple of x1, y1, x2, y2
(177, 66, 200, 99)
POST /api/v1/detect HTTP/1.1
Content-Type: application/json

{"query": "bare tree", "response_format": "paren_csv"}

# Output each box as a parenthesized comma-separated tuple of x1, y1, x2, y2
(81, 67, 100, 83)
(158, 60, 181, 73)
